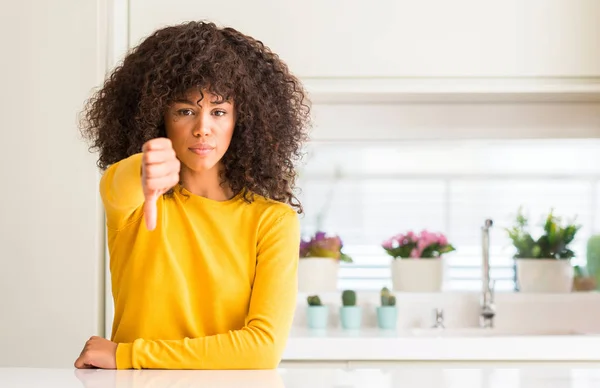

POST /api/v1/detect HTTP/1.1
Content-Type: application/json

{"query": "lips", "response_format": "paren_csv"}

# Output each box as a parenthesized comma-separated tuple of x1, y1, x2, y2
(189, 144, 215, 155)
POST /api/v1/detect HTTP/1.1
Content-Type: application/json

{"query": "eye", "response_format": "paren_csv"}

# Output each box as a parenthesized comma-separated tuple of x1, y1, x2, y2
(177, 109, 195, 116)
(213, 110, 227, 117)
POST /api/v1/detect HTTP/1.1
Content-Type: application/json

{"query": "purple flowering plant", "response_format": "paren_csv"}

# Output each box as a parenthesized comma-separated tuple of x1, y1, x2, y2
(300, 231, 353, 263)
(382, 230, 456, 259)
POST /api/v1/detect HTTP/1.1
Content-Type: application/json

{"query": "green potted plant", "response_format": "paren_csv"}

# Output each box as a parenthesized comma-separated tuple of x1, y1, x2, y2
(506, 207, 581, 293)
(339, 290, 361, 329)
(586, 235, 600, 290)
(306, 295, 328, 329)
(298, 231, 352, 292)
(376, 287, 397, 330)
(382, 230, 455, 292)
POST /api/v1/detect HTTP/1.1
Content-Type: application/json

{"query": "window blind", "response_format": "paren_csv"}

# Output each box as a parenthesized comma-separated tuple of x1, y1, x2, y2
(296, 139, 600, 291)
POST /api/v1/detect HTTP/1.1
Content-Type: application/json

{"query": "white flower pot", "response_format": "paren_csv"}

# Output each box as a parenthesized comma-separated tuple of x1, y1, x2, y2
(391, 257, 443, 292)
(298, 257, 339, 292)
(516, 258, 574, 293)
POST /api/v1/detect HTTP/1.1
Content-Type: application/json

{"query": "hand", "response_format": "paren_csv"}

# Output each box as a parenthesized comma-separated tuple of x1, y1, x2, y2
(74, 336, 118, 369)
(141, 138, 180, 230)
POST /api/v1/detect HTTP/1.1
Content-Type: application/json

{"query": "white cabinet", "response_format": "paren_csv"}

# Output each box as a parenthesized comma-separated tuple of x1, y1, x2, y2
(130, 0, 600, 79)
(0, 0, 105, 367)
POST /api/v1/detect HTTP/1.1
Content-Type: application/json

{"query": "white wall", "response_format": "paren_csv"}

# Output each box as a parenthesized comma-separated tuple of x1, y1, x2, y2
(309, 103, 600, 141)
(0, 0, 106, 367)
(129, 0, 600, 78)
(128, 0, 600, 138)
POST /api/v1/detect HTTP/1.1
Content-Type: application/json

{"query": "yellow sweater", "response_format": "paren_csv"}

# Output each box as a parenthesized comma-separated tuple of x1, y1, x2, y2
(100, 153, 300, 370)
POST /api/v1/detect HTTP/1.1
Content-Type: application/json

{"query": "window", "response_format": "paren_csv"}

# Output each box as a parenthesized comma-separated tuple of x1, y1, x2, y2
(296, 139, 600, 291)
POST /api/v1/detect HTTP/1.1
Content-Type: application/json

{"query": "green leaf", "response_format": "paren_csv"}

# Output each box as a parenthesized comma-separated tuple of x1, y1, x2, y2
(438, 244, 456, 254)
(573, 265, 587, 277)
(339, 252, 353, 263)
(384, 244, 415, 259)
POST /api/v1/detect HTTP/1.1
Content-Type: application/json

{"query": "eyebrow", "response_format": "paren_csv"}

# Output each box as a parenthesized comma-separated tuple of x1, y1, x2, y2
(172, 97, 231, 106)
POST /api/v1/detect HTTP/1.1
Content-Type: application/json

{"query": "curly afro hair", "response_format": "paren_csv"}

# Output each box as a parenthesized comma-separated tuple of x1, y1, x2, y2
(80, 21, 310, 213)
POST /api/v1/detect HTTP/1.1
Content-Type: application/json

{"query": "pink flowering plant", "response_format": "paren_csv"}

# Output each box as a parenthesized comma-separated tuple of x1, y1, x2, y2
(300, 231, 353, 263)
(382, 230, 456, 259)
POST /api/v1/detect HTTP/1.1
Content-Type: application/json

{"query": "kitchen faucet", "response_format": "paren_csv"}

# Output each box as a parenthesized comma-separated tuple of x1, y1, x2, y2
(480, 219, 495, 328)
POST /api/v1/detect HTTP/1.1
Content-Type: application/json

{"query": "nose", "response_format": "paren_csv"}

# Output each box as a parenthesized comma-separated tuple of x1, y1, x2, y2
(192, 116, 211, 137)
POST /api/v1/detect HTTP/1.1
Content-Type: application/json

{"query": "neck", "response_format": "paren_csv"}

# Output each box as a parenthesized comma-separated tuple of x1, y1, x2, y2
(179, 164, 234, 201)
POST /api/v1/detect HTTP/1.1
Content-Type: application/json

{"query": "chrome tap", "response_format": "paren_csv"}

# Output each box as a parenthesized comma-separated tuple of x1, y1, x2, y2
(432, 308, 445, 329)
(481, 219, 495, 328)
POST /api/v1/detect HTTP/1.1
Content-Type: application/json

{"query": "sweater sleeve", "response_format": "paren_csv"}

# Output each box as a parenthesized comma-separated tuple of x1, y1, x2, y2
(115, 208, 301, 370)
(99, 153, 145, 230)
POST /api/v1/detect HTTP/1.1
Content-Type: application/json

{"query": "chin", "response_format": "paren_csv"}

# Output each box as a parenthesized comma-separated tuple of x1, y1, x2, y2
(186, 159, 219, 173)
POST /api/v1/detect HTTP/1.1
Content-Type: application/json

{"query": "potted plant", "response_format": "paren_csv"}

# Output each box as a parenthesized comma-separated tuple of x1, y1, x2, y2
(506, 207, 581, 293)
(572, 266, 597, 292)
(339, 290, 361, 329)
(382, 230, 455, 292)
(306, 295, 329, 329)
(586, 235, 600, 290)
(298, 231, 352, 292)
(376, 287, 397, 330)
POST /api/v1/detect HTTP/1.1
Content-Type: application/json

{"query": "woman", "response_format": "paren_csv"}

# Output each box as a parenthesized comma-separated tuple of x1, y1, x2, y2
(75, 21, 310, 370)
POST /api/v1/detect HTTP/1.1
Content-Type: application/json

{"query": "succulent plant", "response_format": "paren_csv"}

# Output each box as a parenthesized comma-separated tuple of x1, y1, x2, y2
(307, 295, 323, 306)
(300, 231, 353, 263)
(380, 287, 396, 306)
(506, 207, 581, 259)
(341, 290, 356, 306)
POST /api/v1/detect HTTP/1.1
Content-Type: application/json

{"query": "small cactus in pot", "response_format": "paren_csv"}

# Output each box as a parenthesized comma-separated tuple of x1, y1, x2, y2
(339, 290, 361, 329)
(306, 295, 328, 329)
(342, 290, 356, 306)
(380, 287, 396, 307)
(377, 287, 398, 330)
(307, 295, 323, 306)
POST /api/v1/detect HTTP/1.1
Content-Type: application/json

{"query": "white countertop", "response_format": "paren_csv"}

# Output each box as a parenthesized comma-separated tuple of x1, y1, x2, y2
(285, 291, 600, 361)
(283, 328, 600, 361)
(4, 365, 600, 387)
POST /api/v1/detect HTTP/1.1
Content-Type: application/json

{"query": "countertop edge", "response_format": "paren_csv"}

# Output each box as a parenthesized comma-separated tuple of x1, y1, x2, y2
(282, 335, 600, 361)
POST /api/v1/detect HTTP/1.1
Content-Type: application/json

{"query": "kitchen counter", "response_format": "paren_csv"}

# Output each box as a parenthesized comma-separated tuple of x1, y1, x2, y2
(283, 328, 600, 361)
(3, 364, 600, 387)
(286, 291, 600, 362)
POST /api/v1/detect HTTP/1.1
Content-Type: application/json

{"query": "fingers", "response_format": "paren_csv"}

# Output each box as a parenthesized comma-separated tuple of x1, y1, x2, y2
(75, 337, 106, 369)
(142, 137, 173, 152)
(141, 138, 180, 190)
(143, 148, 177, 166)
(143, 175, 180, 193)
(143, 159, 180, 179)
(74, 338, 92, 369)
(74, 354, 94, 369)
(141, 138, 180, 231)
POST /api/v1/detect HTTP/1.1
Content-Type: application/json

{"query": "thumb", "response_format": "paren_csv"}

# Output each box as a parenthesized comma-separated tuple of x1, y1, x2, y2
(144, 191, 158, 231)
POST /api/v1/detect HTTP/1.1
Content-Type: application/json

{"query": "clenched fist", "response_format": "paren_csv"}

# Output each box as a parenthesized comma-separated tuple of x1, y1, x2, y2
(74, 336, 117, 369)
(142, 138, 180, 230)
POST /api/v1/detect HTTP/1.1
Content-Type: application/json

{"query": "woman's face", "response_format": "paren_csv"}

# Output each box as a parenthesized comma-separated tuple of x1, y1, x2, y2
(164, 89, 236, 174)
